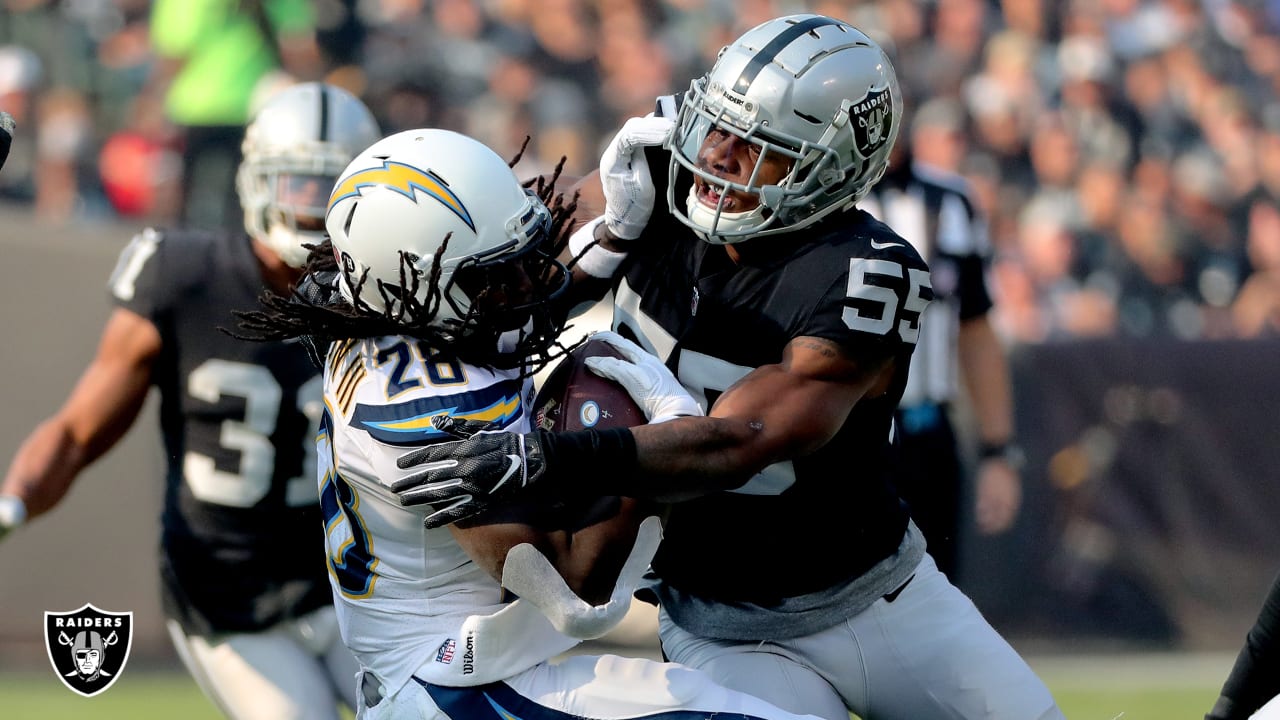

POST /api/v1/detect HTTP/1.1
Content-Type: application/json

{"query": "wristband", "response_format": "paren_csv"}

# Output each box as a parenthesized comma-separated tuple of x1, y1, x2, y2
(978, 442, 1025, 470)
(537, 428, 638, 494)
(0, 495, 27, 528)
(567, 216, 629, 278)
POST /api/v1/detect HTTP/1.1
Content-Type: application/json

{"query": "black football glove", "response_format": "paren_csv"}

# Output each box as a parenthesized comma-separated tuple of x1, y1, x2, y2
(392, 415, 547, 529)
(294, 270, 342, 368)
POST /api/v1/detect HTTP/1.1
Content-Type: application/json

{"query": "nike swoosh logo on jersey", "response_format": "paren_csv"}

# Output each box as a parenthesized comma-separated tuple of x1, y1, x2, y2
(491, 454, 522, 492)
(870, 239, 904, 250)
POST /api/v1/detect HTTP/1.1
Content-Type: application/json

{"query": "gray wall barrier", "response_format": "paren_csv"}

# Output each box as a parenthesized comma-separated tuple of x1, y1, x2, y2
(963, 337, 1280, 652)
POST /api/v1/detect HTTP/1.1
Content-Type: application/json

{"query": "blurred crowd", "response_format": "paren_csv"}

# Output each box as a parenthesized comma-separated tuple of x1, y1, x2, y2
(2, 0, 1280, 342)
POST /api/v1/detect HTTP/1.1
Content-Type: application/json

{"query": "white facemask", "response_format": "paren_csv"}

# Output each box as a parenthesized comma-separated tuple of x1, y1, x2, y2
(263, 223, 324, 268)
(498, 318, 536, 353)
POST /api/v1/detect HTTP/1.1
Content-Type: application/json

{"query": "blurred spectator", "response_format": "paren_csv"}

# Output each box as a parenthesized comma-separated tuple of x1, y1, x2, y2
(1232, 195, 1280, 337)
(1026, 112, 1081, 217)
(1102, 0, 1185, 61)
(146, 0, 321, 231)
(907, 0, 991, 99)
(32, 86, 90, 219)
(908, 96, 969, 174)
(313, 0, 365, 71)
(1055, 35, 1139, 168)
(0, 43, 40, 202)
(597, 3, 673, 126)
(3, 0, 1280, 344)
(97, 102, 182, 223)
(995, 195, 1116, 342)
(1173, 149, 1249, 337)
(1072, 158, 1126, 278)
(1108, 189, 1202, 338)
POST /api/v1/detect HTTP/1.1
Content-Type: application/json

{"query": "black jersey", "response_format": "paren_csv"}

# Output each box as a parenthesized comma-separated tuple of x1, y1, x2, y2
(613, 147, 933, 604)
(109, 228, 330, 635)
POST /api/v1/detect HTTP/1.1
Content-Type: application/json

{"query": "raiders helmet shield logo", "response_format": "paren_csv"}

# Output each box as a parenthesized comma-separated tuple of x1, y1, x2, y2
(851, 87, 894, 158)
(44, 604, 133, 697)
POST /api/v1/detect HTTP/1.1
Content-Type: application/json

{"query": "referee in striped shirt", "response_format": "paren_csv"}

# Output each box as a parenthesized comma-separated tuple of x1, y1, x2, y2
(862, 98, 1023, 582)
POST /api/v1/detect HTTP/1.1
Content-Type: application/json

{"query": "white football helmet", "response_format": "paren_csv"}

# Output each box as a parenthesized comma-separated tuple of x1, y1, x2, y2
(667, 14, 903, 243)
(326, 128, 567, 352)
(237, 82, 381, 267)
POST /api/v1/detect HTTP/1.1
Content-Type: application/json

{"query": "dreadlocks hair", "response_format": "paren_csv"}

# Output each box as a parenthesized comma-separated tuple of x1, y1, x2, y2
(232, 150, 588, 378)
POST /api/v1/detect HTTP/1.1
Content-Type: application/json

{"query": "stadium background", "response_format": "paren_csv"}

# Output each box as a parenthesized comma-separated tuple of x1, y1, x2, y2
(3, 0, 1280, 716)
(0, 198, 1254, 712)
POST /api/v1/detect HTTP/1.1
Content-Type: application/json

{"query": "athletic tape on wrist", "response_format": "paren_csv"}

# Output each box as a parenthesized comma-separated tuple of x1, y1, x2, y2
(568, 216, 629, 278)
(500, 516, 662, 639)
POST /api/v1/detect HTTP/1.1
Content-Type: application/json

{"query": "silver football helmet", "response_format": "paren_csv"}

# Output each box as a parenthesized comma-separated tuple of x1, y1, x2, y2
(237, 82, 381, 267)
(325, 128, 567, 350)
(667, 14, 902, 243)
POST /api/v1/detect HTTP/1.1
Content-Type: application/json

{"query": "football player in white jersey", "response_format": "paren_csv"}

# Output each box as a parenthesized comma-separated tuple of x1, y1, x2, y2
(237, 127, 828, 720)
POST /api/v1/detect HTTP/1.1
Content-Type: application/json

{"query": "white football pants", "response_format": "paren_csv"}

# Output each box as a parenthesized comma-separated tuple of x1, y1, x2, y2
(166, 605, 359, 720)
(363, 653, 825, 720)
(658, 554, 1065, 720)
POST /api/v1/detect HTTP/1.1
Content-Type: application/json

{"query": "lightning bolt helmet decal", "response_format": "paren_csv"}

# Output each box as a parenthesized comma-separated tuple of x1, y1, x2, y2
(328, 160, 476, 232)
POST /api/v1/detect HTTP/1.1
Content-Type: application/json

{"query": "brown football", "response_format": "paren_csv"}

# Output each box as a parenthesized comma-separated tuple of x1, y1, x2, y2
(533, 337, 646, 432)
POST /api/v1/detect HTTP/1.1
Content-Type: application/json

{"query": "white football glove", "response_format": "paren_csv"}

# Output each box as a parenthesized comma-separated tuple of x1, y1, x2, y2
(599, 115, 674, 240)
(583, 331, 703, 424)
(0, 495, 27, 544)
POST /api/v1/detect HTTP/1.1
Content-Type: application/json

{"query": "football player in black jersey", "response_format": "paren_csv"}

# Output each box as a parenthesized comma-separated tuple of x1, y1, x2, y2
(0, 83, 380, 720)
(390, 15, 1063, 720)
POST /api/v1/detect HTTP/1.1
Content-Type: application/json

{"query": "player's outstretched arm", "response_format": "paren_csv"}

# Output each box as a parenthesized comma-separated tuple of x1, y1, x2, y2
(557, 117, 672, 296)
(957, 314, 1022, 534)
(0, 308, 160, 538)
(394, 333, 702, 524)
(394, 335, 896, 527)
(622, 335, 896, 498)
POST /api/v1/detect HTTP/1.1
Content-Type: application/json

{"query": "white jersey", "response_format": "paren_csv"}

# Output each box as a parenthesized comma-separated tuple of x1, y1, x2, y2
(317, 336, 580, 698)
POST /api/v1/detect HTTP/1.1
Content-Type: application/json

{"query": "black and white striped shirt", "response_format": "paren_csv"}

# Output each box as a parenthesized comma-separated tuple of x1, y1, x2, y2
(862, 163, 993, 409)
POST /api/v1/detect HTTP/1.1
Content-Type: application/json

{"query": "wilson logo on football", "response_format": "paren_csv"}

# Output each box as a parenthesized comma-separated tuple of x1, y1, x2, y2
(43, 603, 133, 697)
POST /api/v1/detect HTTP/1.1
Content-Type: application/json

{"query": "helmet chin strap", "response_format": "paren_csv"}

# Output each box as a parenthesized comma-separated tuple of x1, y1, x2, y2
(263, 222, 323, 268)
